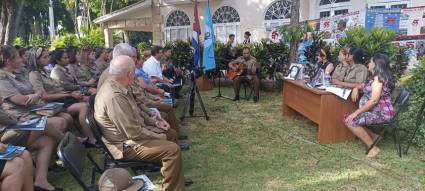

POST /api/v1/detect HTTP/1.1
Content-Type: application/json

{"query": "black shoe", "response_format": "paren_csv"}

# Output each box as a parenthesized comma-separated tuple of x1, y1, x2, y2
(179, 143, 190, 151)
(82, 140, 102, 149)
(233, 95, 240, 101)
(253, 96, 259, 102)
(178, 134, 188, 140)
(34, 186, 63, 191)
(48, 163, 67, 173)
(185, 178, 194, 187)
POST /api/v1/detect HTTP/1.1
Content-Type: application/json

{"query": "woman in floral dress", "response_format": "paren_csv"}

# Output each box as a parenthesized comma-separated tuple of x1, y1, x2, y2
(345, 53, 396, 159)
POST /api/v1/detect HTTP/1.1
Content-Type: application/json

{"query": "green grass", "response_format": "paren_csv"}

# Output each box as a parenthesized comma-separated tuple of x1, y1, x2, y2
(51, 87, 425, 191)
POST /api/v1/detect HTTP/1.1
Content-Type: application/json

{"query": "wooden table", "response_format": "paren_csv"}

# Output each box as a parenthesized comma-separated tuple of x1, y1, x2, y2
(282, 80, 357, 144)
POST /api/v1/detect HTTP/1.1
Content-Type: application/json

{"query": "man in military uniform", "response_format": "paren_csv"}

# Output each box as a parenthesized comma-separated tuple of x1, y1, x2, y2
(94, 55, 185, 191)
(228, 47, 260, 102)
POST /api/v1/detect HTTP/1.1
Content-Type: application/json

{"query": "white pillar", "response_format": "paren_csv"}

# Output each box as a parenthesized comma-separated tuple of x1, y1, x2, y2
(104, 28, 113, 48)
(48, 0, 56, 42)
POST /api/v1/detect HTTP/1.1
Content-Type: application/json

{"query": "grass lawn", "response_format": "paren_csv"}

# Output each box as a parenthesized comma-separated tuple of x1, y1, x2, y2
(51, 87, 425, 191)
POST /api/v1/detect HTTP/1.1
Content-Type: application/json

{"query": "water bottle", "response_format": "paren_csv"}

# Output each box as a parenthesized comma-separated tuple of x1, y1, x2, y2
(324, 74, 331, 87)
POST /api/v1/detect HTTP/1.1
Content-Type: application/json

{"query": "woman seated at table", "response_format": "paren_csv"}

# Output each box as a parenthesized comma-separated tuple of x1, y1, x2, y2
(0, 142, 33, 191)
(27, 47, 98, 147)
(65, 47, 97, 86)
(331, 47, 368, 91)
(332, 48, 349, 81)
(316, 48, 334, 75)
(50, 49, 96, 95)
(344, 53, 396, 159)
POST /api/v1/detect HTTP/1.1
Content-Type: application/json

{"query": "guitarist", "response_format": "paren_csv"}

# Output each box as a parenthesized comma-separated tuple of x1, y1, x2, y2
(228, 47, 260, 102)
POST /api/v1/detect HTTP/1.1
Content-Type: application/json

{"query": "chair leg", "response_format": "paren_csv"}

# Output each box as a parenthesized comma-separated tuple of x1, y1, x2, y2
(404, 124, 421, 155)
(393, 127, 402, 157)
(366, 126, 388, 155)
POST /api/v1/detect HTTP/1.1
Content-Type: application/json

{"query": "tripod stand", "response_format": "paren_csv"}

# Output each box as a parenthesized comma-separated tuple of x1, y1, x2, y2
(212, 69, 233, 100)
(180, 70, 209, 121)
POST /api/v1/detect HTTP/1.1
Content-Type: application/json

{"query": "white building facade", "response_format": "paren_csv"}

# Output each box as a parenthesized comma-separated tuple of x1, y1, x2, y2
(94, 0, 425, 47)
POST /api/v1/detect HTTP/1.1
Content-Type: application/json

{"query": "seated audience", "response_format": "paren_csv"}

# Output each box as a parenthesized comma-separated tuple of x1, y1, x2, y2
(331, 47, 368, 90)
(136, 50, 165, 96)
(66, 47, 96, 85)
(79, 46, 101, 82)
(161, 47, 183, 97)
(316, 48, 334, 75)
(94, 48, 110, 73)
(228, 47, 260, 102)
(332, 48, 349, 81)
(344, 53, 396, 159)
(27, 47, 98, 147)
(50, 49, 96, 95)
(94, 55, 185, 190)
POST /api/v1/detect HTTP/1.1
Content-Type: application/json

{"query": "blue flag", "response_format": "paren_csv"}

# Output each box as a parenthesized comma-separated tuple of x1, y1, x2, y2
(202, 0, 216, 72)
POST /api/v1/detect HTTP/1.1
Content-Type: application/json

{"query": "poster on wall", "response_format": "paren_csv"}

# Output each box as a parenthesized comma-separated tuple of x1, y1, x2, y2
(319, 11, 365, 40)
(399, 6, 425, 38)
(365, 8, 401, 32)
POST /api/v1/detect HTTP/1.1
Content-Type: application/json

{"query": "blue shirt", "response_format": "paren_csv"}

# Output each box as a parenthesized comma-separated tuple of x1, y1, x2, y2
(135, 67, 152, 85)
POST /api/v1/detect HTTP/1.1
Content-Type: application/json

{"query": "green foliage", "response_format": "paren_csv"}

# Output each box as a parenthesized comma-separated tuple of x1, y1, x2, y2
(167, 40, 194, 70)
(305, 31, 327, 63)
(391, 46, 409, 80)
(51, 33, 80, 49)
(13, 37, 25, 47)
(338, 27, 397, 63)
(79, 27, 105, 49)
(279, 25, 304, 45)
(28, 34, 51, 47)
(136, 41, 151, 53)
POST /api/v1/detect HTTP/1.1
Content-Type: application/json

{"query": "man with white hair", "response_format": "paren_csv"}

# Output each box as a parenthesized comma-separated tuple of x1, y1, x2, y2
(97, 43, 189, 142)
(94, 55, 186, 190)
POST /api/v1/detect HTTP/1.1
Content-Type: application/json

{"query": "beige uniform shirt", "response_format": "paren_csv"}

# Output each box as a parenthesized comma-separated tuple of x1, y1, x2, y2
(0, 103, 18, 130)
(80, 63, 100, 81)
(332, 64, 348, 81)
(229, 56, 258, 76)
(0, 69, 38, 120)
(95, 58, 109, 73)
(343, 64, 368, 84)
(94, 79, 160, 159)
(50, 64, 80, 91)
(29, 70, 63, 94)
(67, 64, 90, 82)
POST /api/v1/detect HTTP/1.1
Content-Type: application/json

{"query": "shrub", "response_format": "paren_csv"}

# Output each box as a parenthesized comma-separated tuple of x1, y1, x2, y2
(79, 27, 105, 49)
(13, 37, 25, 47)
(167, 40, 194, 70)
(51, 33, 80, 49)
(28, 34, 51, 47)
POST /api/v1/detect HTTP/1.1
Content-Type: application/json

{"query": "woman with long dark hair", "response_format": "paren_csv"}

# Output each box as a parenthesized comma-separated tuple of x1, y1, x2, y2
(344, 53, 396, 159)
(28, 47, 98, 147)
(316, 48, 334, 75)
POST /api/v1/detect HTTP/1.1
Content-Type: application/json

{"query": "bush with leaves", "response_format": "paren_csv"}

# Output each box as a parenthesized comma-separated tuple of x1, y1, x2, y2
(51, 33, 80, 49)
(398, 57, 425, 148)
(13, 37, 26, 47)
(79, 27, 105, 49)
(28, 34, 51, 47)
(167, 40, 194, 70)
(137, 41, 151, 53)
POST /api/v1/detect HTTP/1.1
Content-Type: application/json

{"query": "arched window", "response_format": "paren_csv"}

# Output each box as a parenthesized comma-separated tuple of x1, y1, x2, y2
(318, 0, 351, 18)
(264, 0, 292, 34)
(212, 6, 241, 42)
(165, 10, 191, 42)
(367, 0, 411, 9)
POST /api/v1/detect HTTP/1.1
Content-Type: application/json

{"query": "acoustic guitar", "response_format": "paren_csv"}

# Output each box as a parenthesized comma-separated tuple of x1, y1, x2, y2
(227, 63, 244, 80)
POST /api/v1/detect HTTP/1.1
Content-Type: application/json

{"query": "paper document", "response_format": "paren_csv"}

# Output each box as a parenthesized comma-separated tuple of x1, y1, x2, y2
(133, 174, 155, 191)
(325, 86, 352, 100)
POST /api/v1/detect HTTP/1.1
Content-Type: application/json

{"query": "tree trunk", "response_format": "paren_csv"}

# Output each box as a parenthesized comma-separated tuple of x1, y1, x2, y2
(11, 0, 25, 43)
(289, 0, 300, 63)
(0, 1, 8, 45)
(4, 0, 18, 45)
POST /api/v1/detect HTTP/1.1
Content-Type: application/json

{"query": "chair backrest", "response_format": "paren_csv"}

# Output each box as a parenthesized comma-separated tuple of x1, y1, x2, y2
(86, 95, 120, 161)
(393, 88, 411, 119)
(57, 132, 89, 189)
(416, 100, 425, 128)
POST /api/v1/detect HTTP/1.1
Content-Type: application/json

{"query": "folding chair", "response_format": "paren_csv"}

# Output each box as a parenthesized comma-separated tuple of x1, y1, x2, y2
(57, 132, 103, 191)
(404, 99, 425, 155)
(86, 95, 160, 173)
(366, 88, 411, 157)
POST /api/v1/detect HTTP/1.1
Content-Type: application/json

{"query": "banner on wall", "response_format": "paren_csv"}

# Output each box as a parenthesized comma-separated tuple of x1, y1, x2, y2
(365, 8, 401, 32)
(319, 11, 365, 40)
(399, 6, 425, 38)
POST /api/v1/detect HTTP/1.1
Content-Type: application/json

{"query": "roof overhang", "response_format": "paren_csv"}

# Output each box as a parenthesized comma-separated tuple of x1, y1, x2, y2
(93, 0, 151, 24)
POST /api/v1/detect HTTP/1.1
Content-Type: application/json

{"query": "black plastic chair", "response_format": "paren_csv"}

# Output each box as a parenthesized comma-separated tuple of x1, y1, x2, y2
(404, 99, 425, 154)
(86, 95, 160, 173)
(57, 132, 103, 191)
(366, 88, 411, 157)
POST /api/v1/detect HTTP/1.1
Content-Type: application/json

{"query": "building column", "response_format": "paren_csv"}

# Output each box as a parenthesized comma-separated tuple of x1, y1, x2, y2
(103, 28, 113, 48)
(151, 0, 164, 46)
